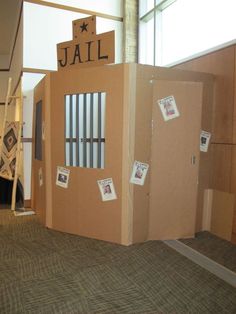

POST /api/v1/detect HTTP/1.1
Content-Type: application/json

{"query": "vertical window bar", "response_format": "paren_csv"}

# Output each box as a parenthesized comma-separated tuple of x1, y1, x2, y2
(76, 94, 80, 166)
(69, 94, 73, 166)
(154, 0, 157, 65)
(83, 93, 87, 167)
(97, 92, 102, 168)
(64, 95, 67, 165)
(90, 93, 94, 168)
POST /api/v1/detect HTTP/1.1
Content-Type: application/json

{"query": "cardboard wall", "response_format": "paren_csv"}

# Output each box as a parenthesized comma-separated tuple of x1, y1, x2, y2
(210, 190, 234, 241)
(174, 46, 234, 144)
(132, 65, 214, 242)
(32, 63, 214, 245)
(148, 80, 202, 240)
(202, 189, 234, 241)
(231, 47, 236, 243)
(174, 45, 236, 243)
(32, 78, 46, 224)
(49, 64, 127, 244)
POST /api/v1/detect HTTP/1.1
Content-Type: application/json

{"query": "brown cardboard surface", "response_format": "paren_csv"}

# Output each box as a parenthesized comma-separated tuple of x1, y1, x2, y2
(202, 189, 213, 231)
(231, 146, 236, 240)
(35, 63, 215, 244)
(132, 66, 153, 243)
(148, 80, 203, 240)
(72, 16, 96, 40)
(232, 232, 236, 244)
(57, 31, 115, 71)
(121, 64, 137, 245)
(44, 74, 53, 228)
(32, 77, 46, 224)
(209, 144, 232, 192)
(234, 46, 236, 143)
(210, 190, 234, 241)
(49, 64, 125, 244)
(232, 212, 236, 233)
(174, 46, 235, 144)
(132, 65, 214, 242)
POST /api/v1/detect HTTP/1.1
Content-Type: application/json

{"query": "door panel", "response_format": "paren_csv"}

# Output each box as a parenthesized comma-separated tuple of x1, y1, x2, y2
(148, 80, 202, 240)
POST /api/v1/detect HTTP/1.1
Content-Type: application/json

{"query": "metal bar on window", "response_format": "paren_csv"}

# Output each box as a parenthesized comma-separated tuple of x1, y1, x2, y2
(90, 93, 94, 168)
(69, 94, 73, 166)
(64, 95, 67, 165)
(154, 0, 157, 66)
(83, 93, 87, 167)
(76, 94, 80, 166)
(97, 92, 102, 168)
(65, 138, 105, 143)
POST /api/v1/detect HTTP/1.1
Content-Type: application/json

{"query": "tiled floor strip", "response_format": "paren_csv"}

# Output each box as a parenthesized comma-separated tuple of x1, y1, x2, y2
(164, 240, 236, 288)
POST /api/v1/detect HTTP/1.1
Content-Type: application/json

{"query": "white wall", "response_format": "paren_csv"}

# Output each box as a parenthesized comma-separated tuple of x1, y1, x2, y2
(23, 2, 123, 70)
(38, 0, 123, 17)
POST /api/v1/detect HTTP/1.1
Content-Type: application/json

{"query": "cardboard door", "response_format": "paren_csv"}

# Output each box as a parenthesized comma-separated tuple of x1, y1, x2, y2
(31, 79, 46, 224)
(148, 80, 203, 240)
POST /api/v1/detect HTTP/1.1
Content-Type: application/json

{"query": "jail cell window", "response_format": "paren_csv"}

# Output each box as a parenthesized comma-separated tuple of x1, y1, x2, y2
(65, 92, 106, 169)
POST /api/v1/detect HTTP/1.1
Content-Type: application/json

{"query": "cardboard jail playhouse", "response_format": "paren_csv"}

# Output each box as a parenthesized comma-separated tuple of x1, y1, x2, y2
(31, 16, 215, 245)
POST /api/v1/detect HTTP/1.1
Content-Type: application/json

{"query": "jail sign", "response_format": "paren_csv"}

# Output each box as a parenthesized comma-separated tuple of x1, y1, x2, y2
(57, 16, 115, 70)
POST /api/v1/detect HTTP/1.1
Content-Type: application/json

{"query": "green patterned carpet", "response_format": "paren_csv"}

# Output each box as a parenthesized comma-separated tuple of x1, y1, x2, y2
(1, 210, 236, 314)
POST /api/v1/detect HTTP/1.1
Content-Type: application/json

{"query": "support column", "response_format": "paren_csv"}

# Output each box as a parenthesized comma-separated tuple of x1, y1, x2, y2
(123, 0, 139, 63)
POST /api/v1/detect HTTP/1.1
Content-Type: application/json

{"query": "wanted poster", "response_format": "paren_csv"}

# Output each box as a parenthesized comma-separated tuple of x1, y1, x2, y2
(97, 178, 117, 201)
(56, 166, 70, 188)
(130, 161, 149, 186)
(200, 130, 211, 152)
(158, 95, 180, 121)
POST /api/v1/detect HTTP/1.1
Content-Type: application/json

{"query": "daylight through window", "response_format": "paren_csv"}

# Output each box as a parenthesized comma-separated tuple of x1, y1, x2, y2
(65, 92, 106, 169)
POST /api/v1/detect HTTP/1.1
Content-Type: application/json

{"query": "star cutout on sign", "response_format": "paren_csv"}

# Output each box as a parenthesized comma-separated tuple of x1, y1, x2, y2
(80, 22, 88, 33)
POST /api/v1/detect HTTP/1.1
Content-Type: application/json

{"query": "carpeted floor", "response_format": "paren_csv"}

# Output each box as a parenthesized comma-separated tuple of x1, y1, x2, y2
(180, 231, 236, 273)
(1, 210, 236, 314)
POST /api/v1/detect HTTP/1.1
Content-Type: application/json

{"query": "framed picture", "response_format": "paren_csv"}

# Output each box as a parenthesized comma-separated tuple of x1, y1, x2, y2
(158, 95, 180, 121)
(97, 178, 117, 201)
(130, 161, 149, 186)
(56, 166, 70, 188)
(200, 130, 211, 152)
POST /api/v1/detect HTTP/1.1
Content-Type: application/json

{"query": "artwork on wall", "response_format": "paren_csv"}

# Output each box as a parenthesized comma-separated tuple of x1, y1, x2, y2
(56, 166, 70, 188)
(0, 121, 20, 180)
(158, 95, 180, 121)
(38, 167, 43, 187)
(130, 161, 149, 186)
(200, 130, 211, 152)
(97, 178, 117, 201)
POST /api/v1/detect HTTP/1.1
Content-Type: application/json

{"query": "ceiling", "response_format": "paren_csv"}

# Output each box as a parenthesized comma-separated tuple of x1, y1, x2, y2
(0, 0, 22, 61)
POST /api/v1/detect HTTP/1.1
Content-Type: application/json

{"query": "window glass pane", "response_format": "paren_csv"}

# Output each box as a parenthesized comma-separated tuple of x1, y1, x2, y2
(65, 92, 106, 169)
(157, 0, 236, 65)
(139, 0, 154, 17)
(139, 18, 154, 65)
(40, 0, 123, 17)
